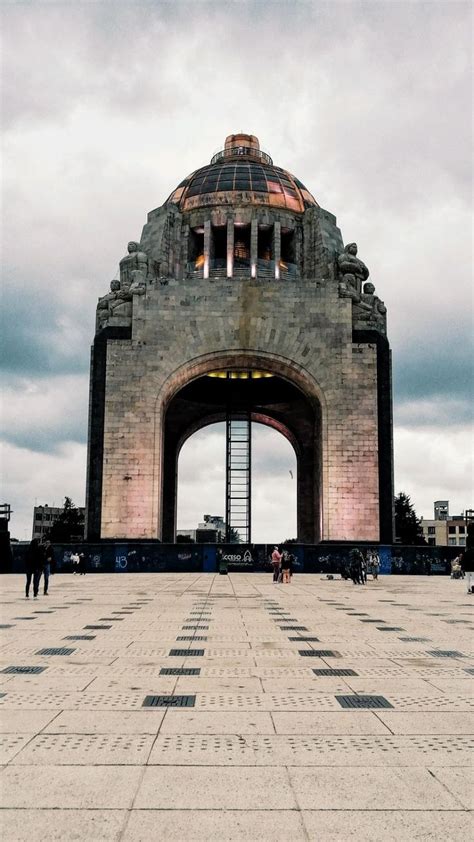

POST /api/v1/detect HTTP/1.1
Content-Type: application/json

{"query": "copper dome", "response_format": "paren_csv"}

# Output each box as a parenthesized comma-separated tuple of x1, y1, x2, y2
(167, 134, 318, 214)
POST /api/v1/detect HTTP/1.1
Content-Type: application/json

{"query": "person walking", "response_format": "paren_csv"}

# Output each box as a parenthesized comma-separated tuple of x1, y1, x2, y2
(25, 539, 44, 598)
(78, 552, 87, 575)
(281, 551, 291, 583)
(371, 550, 380, 580)
(271, 546, 282, 583)
(43, 542, 54, 594)
(460, 547, 474, 594)
(349, 547, 364, 585)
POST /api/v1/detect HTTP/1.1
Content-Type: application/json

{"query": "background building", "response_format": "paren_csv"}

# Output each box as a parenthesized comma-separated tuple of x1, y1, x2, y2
(177, 514, 226, 544)
(420, 500, 471, 547)
(32, 504, 85, 541)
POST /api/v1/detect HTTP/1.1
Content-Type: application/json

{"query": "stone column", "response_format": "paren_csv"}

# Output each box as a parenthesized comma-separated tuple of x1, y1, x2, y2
(203, 219, 211, 279)
(273, 221, 281, 279)
(226, 216, 234, 278)
(250, 218, 258, 278)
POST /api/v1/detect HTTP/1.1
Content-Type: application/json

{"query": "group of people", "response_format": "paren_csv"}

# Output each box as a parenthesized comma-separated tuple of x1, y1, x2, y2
(342, 548, 380, 585)
(25, 538, 55, 598)
(271, 546, 295, 583)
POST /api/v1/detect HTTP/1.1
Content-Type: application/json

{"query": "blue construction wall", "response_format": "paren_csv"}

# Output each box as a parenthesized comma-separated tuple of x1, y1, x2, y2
(7, 542, 460, 575)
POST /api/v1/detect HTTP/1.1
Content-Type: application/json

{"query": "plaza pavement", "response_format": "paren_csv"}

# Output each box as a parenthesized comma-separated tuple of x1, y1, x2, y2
(0, 572, 472, 841)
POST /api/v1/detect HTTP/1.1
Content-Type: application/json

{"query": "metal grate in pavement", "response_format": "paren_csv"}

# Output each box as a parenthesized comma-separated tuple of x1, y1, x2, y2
(160, 668, 201, 676)
(313, 668, 358, 676)
(63, 635, 96, 640)
(0, 624, 14, 628)
(279, 626, 308, 631)
(169, 649, 204, 657)
(336, 695, 393, 709)
(463, 668, 474, 675)
(377, 627, 405, 631)
(84, 625, 112, 629)
(288, 637, 320, 641)
(36, 648, 75, 656)
(1, 666, 47, 674)
(426, 650, 465, 658)
(299, 650, 340, 657)
(143, 695, 196, 707)
(399, 637, 430, 642)
(177, 636, 207, 641)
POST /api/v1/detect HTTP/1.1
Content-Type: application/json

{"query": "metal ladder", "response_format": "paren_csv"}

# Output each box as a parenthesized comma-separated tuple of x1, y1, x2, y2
(225, 377, 251, 543)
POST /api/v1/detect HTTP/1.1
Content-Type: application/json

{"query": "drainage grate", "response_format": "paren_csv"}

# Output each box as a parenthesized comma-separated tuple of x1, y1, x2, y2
(0, 624, 14, 628)
(377, 627, 405, 631)
(84, 625, 112, 629)
(399, 637, 430, 642)
(36, 647, 75, 656)
(160, 668, 201, 676)
(279, 626, 308, 631)
(63, 635, 96, 640)
(182, 626, 209, 630)
(99, 617, 123, 621)
(143, 695, 196, 707)
(313, 668, 358, 677)
(177, 636, 207, 641)
(299, 650, 340, 657)
(463, 668, 474, 675)
(336, 695, 393, 709)
(169, 649, 204, 657)
(288, 636, 320, 642)
(427, 650, 465, 658)
(360, 619, 385, 623)
(2, 666, 47, 674)
(13, 617, 37, 620)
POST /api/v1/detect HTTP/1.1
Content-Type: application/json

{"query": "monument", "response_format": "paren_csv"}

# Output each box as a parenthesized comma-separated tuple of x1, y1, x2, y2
(85, 133, 393, 544)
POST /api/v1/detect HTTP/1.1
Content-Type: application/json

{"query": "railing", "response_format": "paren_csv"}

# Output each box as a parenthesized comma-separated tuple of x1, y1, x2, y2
(185, 258, 299, 280)
(210, 146, 273, 166)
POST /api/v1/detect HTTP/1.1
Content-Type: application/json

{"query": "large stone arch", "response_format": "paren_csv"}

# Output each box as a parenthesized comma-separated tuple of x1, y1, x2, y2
(153, 350, 327, 543)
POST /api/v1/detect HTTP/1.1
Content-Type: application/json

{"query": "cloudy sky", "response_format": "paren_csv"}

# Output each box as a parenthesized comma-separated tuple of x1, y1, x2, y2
(1, 0, 472, 541)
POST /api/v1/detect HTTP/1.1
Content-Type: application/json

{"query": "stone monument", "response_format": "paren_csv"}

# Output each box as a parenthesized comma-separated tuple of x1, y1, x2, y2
(86, 133, 394, 543)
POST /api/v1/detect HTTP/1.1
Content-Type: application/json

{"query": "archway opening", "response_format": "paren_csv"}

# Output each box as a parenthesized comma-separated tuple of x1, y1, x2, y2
(162, 364, 321, 543)
(176, 422, 297, 543)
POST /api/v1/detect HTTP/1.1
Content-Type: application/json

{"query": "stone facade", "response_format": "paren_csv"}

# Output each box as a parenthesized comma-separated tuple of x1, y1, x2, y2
(86, 134, 393, 543)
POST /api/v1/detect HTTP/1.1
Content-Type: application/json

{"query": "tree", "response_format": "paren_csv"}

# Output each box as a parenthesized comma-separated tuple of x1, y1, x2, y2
(394, 493, 426, 545)
(45, 497, 84, 543)
(176, 534, 195, 543)
(226, 527, 241, 544)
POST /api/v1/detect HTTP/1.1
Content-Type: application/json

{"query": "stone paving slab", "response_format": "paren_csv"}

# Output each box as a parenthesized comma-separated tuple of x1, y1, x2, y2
(0, 572, 472, 841)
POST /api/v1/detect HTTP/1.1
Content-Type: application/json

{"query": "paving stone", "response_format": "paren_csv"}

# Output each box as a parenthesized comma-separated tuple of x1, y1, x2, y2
(134, 766, 297, 809)
(301, 811, 472, 841)
(122, 810, 307, 842)
(1, 765, 143, 808)
(0, 810, 126, 842)
(289, 766, 460, 809)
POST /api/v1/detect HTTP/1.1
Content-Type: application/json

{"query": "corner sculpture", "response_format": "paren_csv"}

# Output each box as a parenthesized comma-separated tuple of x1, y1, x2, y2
(337, 243, 386, 333)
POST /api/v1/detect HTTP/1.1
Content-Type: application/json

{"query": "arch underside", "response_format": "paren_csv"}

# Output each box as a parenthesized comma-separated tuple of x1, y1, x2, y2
(162, 371, 322, 543)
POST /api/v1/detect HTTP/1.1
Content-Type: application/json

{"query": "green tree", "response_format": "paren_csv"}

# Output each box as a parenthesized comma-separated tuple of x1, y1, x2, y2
(226, 527, 241, 543)
(45, 497, 84, 543)
(394, 492, 426, 545)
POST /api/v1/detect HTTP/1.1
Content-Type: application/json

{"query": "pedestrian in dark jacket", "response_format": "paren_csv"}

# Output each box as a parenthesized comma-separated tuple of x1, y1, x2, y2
(349, 548, 364, 585)
(460, 548, 474, 594)
(25, 539, 44, 598)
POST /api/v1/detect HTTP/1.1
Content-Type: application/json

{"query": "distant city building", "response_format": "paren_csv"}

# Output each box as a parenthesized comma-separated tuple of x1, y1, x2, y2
(32, 504, 85, 540)
(177, 514, 226, 544)
(434, 500, 449, 520)
(420, 501, 471, 547)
